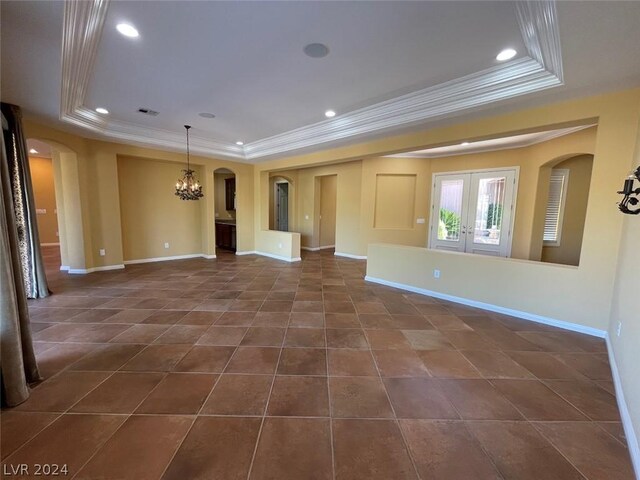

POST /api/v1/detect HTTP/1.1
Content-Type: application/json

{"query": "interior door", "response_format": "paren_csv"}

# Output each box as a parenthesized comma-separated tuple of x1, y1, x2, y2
(430, 174, 470, 253)
(276, 183, 289, 232)
(430, 169, 517, 257)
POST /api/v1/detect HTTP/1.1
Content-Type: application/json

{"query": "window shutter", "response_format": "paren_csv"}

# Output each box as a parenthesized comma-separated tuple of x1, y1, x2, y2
(543, 169, 569, 244)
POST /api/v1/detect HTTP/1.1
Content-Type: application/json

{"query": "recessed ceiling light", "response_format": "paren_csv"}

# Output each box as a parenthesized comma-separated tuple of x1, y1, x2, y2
(304, 43, 329, 58)
(29, 148, 38, 154)
(116, 23, 139, 38)
(325, 110, 336, 118)
(461, 142, 470, 146)
(95, 107, 109, 114)
(199, 112, 216, 119)
(496, 48, 517, 61)
(236, 141, 244, 146)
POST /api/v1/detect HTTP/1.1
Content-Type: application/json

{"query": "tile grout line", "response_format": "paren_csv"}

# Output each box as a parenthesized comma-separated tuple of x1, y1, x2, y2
(351, 284, 424, 480)
(322, 286, 337, 480)
(244, 275, 285, 480)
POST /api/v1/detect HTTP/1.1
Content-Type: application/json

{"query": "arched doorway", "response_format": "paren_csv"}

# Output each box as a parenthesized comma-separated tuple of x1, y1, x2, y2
(26, 137, 86, 275)
(213, 168, 237, 252)
(269, 175, 294, 232)
(534, 153, 594, 266)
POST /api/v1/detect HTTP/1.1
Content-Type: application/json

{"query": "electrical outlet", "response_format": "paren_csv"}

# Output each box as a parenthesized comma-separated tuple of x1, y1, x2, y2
(215, 212, 219, 217)
(617, 322, 622, 337)
(99, 249, 106, 257)
(278, 243, 283, 249)
(305, 215, 309, 220)
(433, 269, 441, 279)
(164, 242, 170, 249)
(55, 231, 59, 237)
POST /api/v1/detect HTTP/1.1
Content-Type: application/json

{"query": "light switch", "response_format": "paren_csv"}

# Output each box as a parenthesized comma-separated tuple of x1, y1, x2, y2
(36, 208, 46, 215)
(416, 218, 425, 224)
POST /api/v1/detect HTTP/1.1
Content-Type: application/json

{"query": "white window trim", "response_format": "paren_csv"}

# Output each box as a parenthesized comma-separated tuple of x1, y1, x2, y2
(543, 169, 570, 247)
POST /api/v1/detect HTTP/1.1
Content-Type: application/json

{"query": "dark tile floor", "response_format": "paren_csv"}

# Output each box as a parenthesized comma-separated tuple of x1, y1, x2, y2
(1, 246, 634, 479)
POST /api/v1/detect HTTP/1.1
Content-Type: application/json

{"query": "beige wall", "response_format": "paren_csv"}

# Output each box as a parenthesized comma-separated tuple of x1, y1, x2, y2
(262, 163, 362, 254)
(267, 128, 596, 260)
(608, 116, 640, 475)
(24, 120, 255, 268)
(541, 155, 593, 266)
(118, 156, 204, 261)
(319, 175, 337, 247)
(360, 157, 431, 251)
(28, 156, 58, 244)
(255, 89, 640, 337)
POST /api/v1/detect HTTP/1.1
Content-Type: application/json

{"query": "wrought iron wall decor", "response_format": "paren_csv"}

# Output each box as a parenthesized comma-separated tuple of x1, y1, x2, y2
(617, 166, 640, 215)
(175, 125, 203, 200)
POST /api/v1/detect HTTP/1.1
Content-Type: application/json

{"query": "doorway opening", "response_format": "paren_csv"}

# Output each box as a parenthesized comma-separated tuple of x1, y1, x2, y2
(213, 168, 237, 252)
(26, 138, 85, 275)
(275, 180, 289, 231)
(318, 175, 337, 249)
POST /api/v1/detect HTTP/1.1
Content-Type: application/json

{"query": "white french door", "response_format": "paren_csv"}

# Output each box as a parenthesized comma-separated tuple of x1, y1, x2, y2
(429, 168, 517, 257)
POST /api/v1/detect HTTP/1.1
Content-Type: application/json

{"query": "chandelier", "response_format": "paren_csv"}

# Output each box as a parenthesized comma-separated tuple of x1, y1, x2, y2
(175, 125, 203, 200)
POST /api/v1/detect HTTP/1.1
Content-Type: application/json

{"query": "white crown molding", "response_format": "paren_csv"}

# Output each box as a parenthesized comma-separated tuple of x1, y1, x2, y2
(387, 125, 594, 159)
(60, 0, 564, 163)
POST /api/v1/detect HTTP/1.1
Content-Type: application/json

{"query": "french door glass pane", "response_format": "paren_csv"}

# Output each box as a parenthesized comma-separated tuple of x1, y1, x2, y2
(437, 179, 464, 241)
(473, 177, 506, 245)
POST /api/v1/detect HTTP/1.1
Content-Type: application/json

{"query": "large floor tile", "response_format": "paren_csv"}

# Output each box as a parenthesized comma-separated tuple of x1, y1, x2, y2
(329, 377, 393, 418)
(135, 373, 217, 414)
(74, 415, 193, 480)
(15, 371, 111, 412)
(267, 376, 329, 417)
(491, 379, 587, 421)
(250, 418, 333, 480)
(332, 419, 417, 480)
(400, 420, 501, 479)
(200, 374, 272, 415)
(534, 422, 635, 480)
(162, 416, 261, 480)
(467, 421, 585, 480)
(383, 377, 458, 419)
(71, 372, 164, 413)
(0, 411, 60, 460)
(3, 414, 126, 478)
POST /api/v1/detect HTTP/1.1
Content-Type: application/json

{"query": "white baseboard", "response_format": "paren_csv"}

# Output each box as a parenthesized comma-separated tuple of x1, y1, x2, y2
(364, 275, 606, 338)
(320, 245, 335, 250)
(123, 253, 213, 265)
(335, 252, 367, 260)
(605, 335, 640, 478)
(255, 251, 301, 263)
(202, 254, 217, 259)
(40, 242, 60, 247)
(235, 251, 257, 256)
(301, 246, 320, 252)
(67, 264, 125, 274)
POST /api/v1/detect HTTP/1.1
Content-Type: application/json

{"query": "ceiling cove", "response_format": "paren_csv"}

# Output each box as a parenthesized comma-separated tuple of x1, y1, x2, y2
(60, 0, 563, 163)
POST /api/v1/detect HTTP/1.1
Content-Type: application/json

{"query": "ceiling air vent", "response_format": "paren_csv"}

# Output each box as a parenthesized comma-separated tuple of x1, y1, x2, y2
(137, 108, 159, 116)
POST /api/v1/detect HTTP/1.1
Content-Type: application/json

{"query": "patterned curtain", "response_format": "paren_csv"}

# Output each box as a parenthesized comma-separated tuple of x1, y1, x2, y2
(1, 106, 41, 406)
(1, 102, 49, 298)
